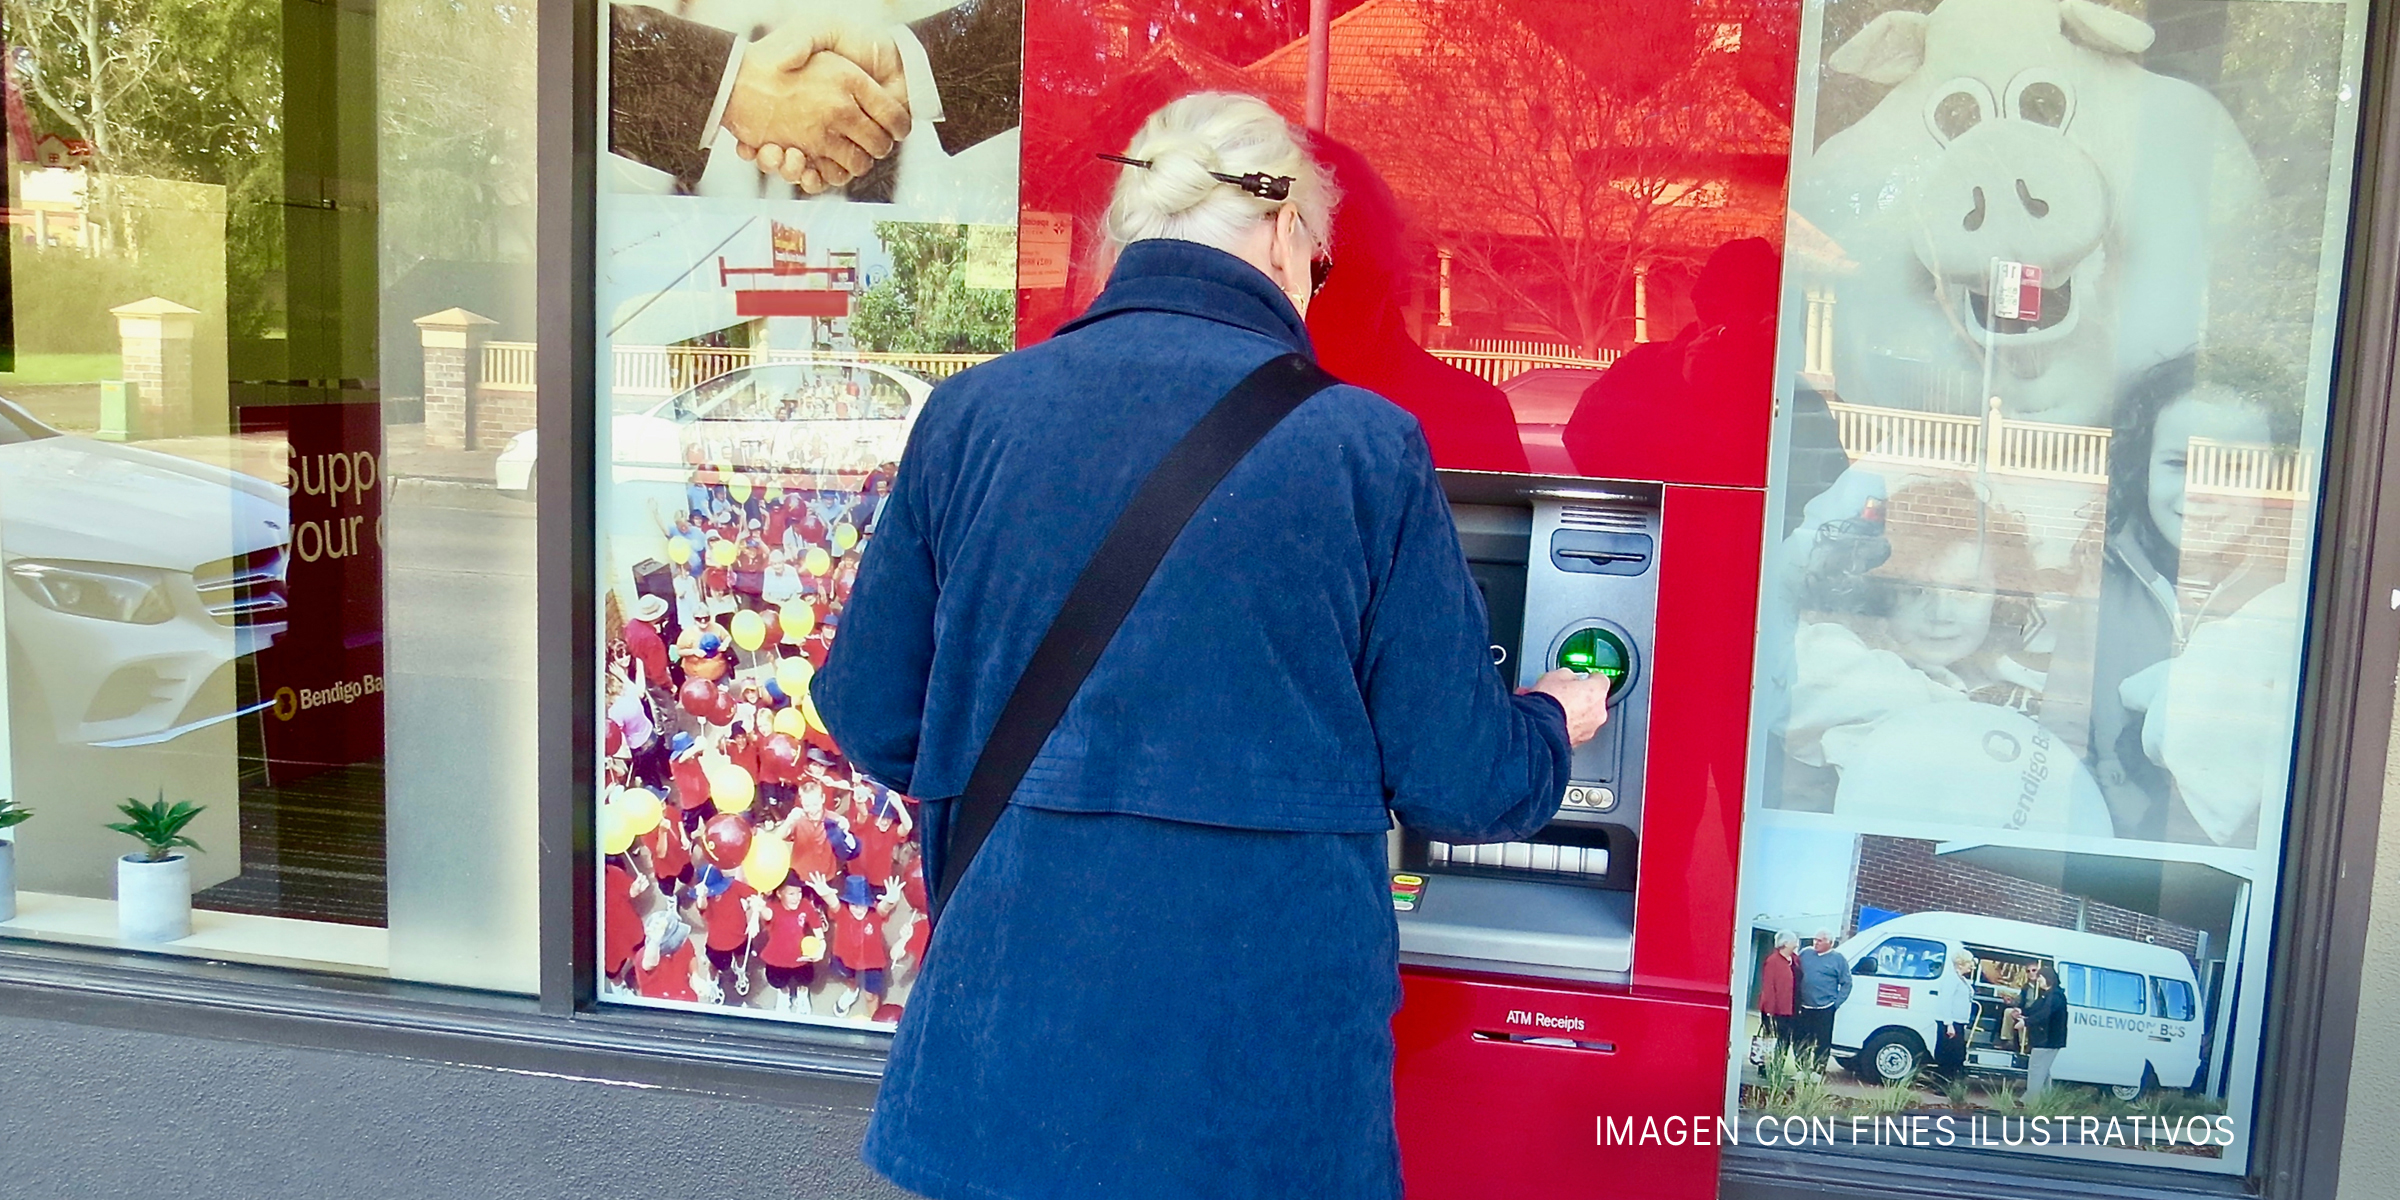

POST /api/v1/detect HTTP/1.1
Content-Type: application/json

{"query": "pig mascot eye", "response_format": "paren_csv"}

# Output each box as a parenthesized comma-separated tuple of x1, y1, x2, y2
(2006, 70, 2077, 130)
(1922, 78, 1996, 145)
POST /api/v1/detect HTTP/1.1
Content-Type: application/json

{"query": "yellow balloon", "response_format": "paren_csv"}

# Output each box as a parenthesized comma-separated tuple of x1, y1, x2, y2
(802, 547, 833, 576)
(708, 759, 756, 814)
(774, 654, 814, 698)
(730, 609, 766, 652)
(666, 538, 692, 565)
(706, 539, 738, 568)
(765, 485, 785, 504)
(780, 600, 816, 641)
(832, 522, 859, 554)
(728, 475, 753, 504)
(799, 933, 826, 961)
(773, 706, 808, 740)
(740, 827, 793, 889)
(620, 787, 665, 835)
(598, 787, 662, 855)
(803, 693, 828, 734)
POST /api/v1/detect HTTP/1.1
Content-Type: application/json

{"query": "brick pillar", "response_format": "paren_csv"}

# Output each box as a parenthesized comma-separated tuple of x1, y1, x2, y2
(110, 297, 200, 438)
(416, 307, 496, 450)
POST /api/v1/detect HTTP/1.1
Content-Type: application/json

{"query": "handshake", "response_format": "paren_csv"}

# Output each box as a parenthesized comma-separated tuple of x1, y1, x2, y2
(722, 18, 913, 195)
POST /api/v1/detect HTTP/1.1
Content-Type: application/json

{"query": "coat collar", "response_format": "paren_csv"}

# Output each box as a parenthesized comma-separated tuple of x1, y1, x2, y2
(1057, 239, 1313, 355)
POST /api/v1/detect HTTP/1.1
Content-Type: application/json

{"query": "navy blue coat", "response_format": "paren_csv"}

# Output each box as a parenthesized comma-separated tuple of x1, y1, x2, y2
(817, 238, 1571, 1200)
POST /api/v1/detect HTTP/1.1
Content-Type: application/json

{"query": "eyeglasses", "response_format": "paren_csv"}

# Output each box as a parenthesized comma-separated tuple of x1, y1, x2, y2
(1294, 212, 1334, 296)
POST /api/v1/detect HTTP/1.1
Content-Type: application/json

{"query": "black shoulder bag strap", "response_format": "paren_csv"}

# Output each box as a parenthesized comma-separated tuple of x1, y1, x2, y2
(931, 352, 1336, 921)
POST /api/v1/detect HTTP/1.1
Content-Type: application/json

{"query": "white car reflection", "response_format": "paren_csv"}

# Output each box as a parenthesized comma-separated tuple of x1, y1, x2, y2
(494, 359, 934, 494)
(0, 398, 290, 747)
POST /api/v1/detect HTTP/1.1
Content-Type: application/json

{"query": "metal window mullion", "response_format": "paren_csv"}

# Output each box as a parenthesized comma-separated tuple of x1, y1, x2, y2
(534, 0, 600, 1017)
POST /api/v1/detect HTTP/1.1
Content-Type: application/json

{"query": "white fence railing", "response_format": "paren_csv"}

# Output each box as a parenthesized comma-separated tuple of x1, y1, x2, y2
(2191, 436, 2311, 498)
(479, 343, 998, 396)
(1431, 348, 1617, 386)
(480, 340, 1624, 396)
(1827, 399, 2308, 499)
(481, 342, 538, 392)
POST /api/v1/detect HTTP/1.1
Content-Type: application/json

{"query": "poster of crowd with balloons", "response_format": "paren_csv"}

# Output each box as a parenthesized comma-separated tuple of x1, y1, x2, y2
(591, 0, 1021, 1028)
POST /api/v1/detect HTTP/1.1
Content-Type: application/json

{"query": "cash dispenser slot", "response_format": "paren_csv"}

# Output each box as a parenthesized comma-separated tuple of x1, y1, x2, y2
(1391, 474, 1661, 984)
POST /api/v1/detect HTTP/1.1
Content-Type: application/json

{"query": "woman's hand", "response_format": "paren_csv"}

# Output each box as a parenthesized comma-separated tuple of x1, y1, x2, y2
(1528, 668, 1612, 746)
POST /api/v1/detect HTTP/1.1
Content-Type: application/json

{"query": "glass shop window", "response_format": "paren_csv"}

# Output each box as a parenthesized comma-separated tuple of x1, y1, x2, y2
(2154, 975, 2197, 1022)
(2062, 962, 2148, 1015)
(1863, 935, 1946, 980)
(1730, 0, 2370, 1176)
(0, 0, 540, 992)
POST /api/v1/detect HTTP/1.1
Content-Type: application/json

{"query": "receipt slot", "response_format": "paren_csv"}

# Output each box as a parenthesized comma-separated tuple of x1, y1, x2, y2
(1395, 481, 1659, 981)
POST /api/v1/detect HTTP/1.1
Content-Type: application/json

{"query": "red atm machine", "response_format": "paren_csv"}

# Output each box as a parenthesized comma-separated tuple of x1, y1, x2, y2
(1020, 2, 1800, 1195)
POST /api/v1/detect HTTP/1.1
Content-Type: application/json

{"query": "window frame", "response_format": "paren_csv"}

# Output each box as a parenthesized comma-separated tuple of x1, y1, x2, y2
(0, 0, 2390, 1198)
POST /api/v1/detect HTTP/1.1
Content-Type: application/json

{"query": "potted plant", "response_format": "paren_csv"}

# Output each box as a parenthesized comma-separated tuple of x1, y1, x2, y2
(0, 797, 29, 922)
(108, 793, 204, 943)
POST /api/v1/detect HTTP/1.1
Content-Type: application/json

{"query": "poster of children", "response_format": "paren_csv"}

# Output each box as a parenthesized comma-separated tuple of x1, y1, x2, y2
(1734, 0, 2365, 1176)
(1753, 0, 2356, 852)
(592, 0, 1018, 1029)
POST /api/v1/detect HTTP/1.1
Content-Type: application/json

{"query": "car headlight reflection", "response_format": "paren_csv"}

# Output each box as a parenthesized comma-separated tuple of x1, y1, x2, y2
(9, 561, 176, 624)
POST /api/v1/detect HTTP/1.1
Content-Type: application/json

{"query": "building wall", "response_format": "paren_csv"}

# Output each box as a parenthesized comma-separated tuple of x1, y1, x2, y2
(0, 1013, 908, 1200)
(2337, 680, 2400, 1197)
(1853, 836, 2206, 963)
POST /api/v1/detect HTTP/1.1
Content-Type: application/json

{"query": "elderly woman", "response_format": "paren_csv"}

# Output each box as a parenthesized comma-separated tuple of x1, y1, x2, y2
(816, 92, 1607, 1200)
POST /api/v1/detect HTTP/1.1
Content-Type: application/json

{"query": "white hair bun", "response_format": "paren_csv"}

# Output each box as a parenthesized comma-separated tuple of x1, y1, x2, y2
(1100, 92, 1338, 262)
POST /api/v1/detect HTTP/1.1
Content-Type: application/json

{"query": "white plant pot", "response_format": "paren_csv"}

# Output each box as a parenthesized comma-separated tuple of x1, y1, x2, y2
(117, 853, 192, 943)
(0, 839, 14, 923)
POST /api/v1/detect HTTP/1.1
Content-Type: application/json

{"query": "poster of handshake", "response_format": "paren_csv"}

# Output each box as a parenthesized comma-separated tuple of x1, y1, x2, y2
(592, 0, 1020, 1029)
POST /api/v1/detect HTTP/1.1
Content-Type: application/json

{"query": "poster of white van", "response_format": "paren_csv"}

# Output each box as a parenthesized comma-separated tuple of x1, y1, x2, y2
(1732, 829, 2256, 1164)
(1827, 912, 2202, 1099)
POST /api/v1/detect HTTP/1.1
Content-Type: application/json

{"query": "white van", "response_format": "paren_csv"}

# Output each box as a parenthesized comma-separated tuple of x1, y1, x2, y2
(1824, 912, 2204, 1100)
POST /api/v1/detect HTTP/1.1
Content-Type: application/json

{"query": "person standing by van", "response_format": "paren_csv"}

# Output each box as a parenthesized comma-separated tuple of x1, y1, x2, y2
(1933, 951, 1980, 1084)
(1754, 930, 1800, 1064)
(1794, 929, 1851, 1069)
(2010, 964, 2069, 1098)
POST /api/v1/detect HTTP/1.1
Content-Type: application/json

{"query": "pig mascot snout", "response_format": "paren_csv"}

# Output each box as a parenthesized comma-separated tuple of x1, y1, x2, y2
(1913, 119, 2106, 363)
(1799, 0, 2262, 426)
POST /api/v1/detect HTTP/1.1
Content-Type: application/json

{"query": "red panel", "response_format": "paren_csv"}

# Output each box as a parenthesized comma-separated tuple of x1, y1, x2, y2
(1395, 969, 1730, 1200)
(1635, 485, 1764, 995)
(733, 290, 849, 318)
(1015, 0, 1798, 483)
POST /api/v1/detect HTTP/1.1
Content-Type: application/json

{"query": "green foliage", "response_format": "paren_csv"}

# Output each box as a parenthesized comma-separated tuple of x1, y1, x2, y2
(106, 792, 204, 862)
(1752, 1045, 1838, 1118)
(5, 0, 284, 340)
(0, 797, 32, 831)
(2137, 1090, 2229, 1121)
(849, 222, 1015, 356)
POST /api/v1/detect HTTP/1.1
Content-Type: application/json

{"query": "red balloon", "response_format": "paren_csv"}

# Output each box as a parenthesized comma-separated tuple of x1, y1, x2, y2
(702, 813, 754, 868)
(708, 684, 738, 726)
(678, 676, 718, 719)
(759, 733, 803, 784)
(603, 720, 624, 758)
(670, 755, 710, 810)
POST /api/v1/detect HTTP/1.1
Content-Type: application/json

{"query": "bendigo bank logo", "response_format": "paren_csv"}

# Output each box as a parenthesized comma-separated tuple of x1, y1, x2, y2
(272, 674, 383, 721)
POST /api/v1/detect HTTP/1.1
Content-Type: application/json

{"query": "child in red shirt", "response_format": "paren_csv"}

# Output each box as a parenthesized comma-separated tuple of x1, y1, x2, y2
(603, 861, 650, 981)
(853, 787, 914, 884)
(811, 873, 899, 1017)
(759, 878, 830, 1012)
(700, 879, 762, 994)
(634, 911, 699, 1003)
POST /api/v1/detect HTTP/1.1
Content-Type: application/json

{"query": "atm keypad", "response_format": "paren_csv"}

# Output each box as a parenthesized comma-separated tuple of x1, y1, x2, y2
(1425, 839, 1611, 878)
